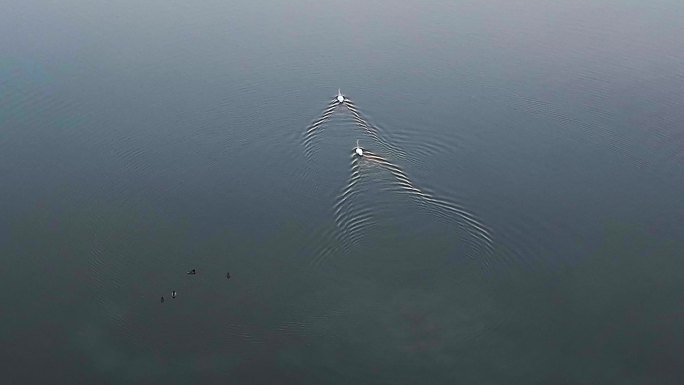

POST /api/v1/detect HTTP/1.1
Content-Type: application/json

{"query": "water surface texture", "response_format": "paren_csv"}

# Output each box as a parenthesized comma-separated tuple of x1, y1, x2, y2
(2, 0, 683, 383)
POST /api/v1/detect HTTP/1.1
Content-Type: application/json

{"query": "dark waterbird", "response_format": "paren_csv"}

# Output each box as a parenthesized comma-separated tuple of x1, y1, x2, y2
(160, 296, 164, 303)
(186, 269, 196, 275)
(226, 272, 231, 279)
(171, 290, 177, 298)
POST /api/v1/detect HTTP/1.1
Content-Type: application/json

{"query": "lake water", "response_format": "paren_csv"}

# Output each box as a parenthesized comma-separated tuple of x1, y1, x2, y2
(2, 0, 683, 383)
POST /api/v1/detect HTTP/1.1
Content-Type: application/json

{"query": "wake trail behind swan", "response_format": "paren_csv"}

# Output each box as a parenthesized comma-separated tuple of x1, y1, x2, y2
(302, 94, 406, 161)
(361, 150, 494, 257)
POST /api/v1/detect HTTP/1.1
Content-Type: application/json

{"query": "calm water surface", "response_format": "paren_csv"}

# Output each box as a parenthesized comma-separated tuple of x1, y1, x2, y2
(2, 0, 683, 383)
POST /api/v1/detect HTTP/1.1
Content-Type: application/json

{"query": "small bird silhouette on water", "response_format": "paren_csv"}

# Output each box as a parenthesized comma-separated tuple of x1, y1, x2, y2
(226, 272, 231, 280)
(186, 269, 196, 275)
(172, 290, 177, 299)
(160, 296, 165, 303)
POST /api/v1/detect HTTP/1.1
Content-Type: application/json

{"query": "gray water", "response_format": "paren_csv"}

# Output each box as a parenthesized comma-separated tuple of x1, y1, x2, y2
(2, 0, 684, 383)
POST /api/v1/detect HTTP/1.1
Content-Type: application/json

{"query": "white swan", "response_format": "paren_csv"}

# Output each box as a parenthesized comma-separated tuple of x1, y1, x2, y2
(355, 139, 363, 157)
(337, 89, 345, 104)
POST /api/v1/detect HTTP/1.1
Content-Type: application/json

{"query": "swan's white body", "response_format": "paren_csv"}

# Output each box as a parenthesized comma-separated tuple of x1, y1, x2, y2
(355, 140, 363, 156)
(337, 89, 345, 103)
